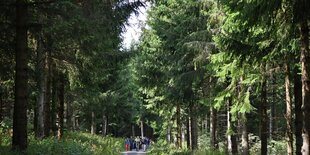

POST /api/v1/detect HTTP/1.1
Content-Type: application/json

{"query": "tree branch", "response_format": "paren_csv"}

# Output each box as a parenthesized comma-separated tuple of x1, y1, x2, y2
(0, 0, 56, 7)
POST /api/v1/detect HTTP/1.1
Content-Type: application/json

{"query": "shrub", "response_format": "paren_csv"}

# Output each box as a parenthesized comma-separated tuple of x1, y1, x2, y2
(0, 131, 123, 155)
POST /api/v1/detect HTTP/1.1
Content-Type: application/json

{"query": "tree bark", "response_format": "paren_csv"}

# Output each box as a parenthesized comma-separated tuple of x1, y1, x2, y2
(210, 107, 218, 149)
(91, 111, 96, 134)
(51, 65, 57, 136)
(270, 67, 276, 139)
(75, 116, 80, 131)
(205, 114, 208, 131)
(44, 47, 51, 137)
(186, 116, 191, 149)
(66, 100, 73, 130)
(260, 67, 268, 155)
(12, 0, 28, 151)
(227, 99, 238, 155)
(34, 102, 37, 132)
(102, 113, 107, 136)
(300, 17, 310, 155)
(285, 61, 294, 155)
(132, 124, 135, 137)
(240, 77, 249, 155)
(140, 120, 144, 137)
(176, 103, 182, 148)
(190, 102, 198, 150)
(57, 73, 64, 140)
(294, 67, 303, 155)
(35, 31, 46, 139)
(0, 90, 2, 122)
(167, 122, 171, 143)
(241, 113, 249, 155)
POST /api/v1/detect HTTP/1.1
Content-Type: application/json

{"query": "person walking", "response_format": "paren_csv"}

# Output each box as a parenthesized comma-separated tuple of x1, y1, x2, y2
(129, 136, 134, 151)
(142, 137, 147, 152)
(135, 136, 141, 151)
(125, 137, 130, 151)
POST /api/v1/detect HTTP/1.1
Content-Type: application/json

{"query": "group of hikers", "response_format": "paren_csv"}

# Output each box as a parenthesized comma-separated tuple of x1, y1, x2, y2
(125, 136, 151, 152)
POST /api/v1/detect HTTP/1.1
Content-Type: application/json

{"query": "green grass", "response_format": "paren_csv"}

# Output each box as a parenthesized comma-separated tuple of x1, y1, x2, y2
(0, 131, 124, 155)
(146, 140, 226, 155)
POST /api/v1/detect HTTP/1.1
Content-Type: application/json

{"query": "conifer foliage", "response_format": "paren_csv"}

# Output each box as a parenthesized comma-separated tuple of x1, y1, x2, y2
(0, 0, 310, 154)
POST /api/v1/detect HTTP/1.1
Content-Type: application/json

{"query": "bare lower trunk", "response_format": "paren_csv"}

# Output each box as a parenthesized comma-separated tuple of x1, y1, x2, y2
(294, 67, 303, 155)
(260, 65, 268, 155)
(51, 66, 57, 136)
(239, 77, 249, 155)
(75, 116, 79, 130)
(182, 124, 185, 146)
(176, 103, 182, 148)
(140, 120, 144, 137)
(0, 91, 2, 122)
(12, 0, 28, 151)
(285, 61, 294, 155)
(91, 111, 96, 134)
(186, 117, 191, 149)
(167, 123, 171, 143)
(190, 102, 198, 150)
(241, 113, 249, 155)
(300, 18, 310, 155)
(35, 32, 46, 139)
(132, 124, 135, 137)
(102, 113, 107, 136)
(44, 48, 51, 137)
(72, 115, 76, 130)
(227, 99, 237, 155)
(270, 69, 276, 139)
(57, 73, 64, 140)
(204, 114, 208, 130)
(210, 107, 218, 149)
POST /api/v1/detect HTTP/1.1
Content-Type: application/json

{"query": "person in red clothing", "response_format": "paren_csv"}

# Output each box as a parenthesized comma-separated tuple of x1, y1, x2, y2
(125, 137, 130, 151)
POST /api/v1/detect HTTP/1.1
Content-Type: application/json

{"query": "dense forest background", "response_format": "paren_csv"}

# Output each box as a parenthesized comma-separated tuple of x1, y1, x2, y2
(1, 0, 310, 155)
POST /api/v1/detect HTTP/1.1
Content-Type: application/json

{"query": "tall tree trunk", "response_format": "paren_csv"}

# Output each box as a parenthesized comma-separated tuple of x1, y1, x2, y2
(270, 68, 276, 139)
(227, 99, 238, 155)
(294, 67, 303, 155)
(57, 73, 64, 140)
(167, 122, 171, 143)
(0, 90, 2, 144)
(0, 90, 2, 122)
(76, 116, 80, 131)
(182, 124, 185, 147)
(241, 113, 249, 155)
(190, 102, 198, 150)
(66, 101, 73, 130)
(187, 116, 192, 149)
(51, 65, 57, 136)
(260, 66, 268, 155)
(91, 111, 96, 134)
(204, 114, 208, 131)
(102, 112, 107, 136)
(44, 48, 51, 137)
(300, 17, 310, 155)
(210, 107, 218, 149)
(239, 77, 249, 155)
(34, 102, 37, 132)
(140, 120, 144, 137)
(72, 114, 76, 131)
(35, 32, 46, 139)
(12, 0, 28, 151)
(132, 124, 135, 137)
(176, 103, 182, 148)
(285, 61, 294, 155)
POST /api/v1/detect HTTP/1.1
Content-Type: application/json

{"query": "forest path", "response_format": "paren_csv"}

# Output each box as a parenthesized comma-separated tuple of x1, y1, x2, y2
(121, 150, 147, 155)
